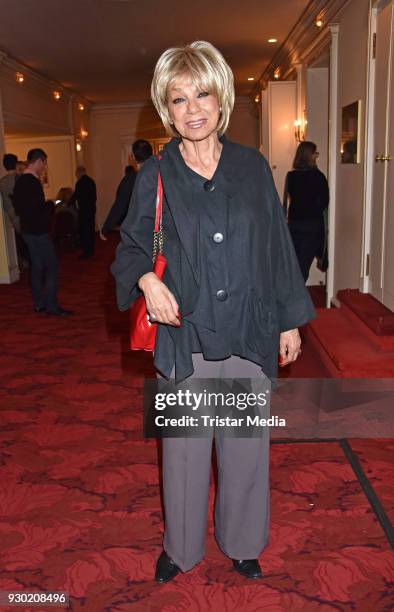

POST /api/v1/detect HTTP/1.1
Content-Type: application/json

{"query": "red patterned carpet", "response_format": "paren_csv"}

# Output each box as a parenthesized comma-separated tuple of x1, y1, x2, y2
(0, 236, 393, 611)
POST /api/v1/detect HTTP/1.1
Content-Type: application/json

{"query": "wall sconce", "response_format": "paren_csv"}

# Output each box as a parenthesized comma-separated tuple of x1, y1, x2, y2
(53, 90, 61, 101)
(274, 69, 280, 80)
(294, 118, 308, 142)
(316, 17, 323, 27)
(76, 140, 82, 152)
(81, 129, 88, 138)
(16, 72, 24, 84)
(78, 103, 85, 111)
(254, 94, 260, 103)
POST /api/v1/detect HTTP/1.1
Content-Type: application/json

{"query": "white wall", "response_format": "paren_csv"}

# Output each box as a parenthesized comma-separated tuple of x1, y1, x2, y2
(4, 135, 76, 200)
(306, 67, 329, 176)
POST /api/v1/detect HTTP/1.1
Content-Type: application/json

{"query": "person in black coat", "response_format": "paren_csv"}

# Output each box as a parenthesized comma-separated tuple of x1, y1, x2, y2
(70, 166, 97, 259)
(111, 41, 316, 583)
(99, 140, 153, 240)
(283, 141, 329, 281)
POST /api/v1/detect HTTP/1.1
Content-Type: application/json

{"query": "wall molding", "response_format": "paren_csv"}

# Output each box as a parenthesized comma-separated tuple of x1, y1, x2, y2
(3, 109, 70, 134)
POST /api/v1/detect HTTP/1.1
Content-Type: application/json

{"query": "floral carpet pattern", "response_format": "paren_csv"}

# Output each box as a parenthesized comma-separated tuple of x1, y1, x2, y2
(0, 237, 393, 611)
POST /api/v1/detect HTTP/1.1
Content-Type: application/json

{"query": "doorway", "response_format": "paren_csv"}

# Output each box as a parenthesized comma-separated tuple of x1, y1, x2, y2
(305, 52, 330, 289)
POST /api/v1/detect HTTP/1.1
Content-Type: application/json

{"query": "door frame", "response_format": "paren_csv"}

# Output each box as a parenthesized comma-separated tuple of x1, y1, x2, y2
(361, 0, 393, 295)
(327, 24, 339, 307)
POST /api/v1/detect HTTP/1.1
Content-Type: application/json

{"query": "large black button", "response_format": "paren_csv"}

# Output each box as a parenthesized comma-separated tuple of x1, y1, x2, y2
(216, 289, 228, 301)
(204, 180, 215, 192)
(213, 232, 224, 243)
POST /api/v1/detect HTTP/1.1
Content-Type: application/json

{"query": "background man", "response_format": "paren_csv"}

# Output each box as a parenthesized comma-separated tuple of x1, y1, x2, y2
(13, 148, 73, 316)
(99, 139, 153, 240)
(70, 166, 97, 259)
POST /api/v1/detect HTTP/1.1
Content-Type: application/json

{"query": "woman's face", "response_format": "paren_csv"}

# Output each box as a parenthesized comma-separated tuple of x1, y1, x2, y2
(167, 74, 220, 142)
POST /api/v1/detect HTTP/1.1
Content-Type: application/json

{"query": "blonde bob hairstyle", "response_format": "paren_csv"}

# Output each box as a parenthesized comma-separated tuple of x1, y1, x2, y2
(151, 41, 235, 137)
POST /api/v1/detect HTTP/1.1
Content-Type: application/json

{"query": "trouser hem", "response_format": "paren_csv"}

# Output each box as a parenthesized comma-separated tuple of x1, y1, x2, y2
(163, 544, 204, 573)
(214, 533, 269, 561)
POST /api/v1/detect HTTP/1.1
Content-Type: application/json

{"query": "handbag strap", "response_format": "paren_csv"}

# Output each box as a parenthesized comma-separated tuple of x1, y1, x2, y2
(154, 170, 163, 233)
(152, 155, 164, 260)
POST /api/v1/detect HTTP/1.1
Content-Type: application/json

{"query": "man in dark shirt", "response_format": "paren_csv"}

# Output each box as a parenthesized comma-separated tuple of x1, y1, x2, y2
(13, 148, 73, 316)
(70, 166, 97, 259)
(99, 140, 153, 241)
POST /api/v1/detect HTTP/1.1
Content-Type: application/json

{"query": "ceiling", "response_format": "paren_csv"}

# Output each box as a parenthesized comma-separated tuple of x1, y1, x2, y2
(0, 0, 311, 104)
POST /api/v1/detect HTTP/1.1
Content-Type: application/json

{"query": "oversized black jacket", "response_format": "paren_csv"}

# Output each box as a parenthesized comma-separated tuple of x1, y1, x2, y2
(111, 136, 316, 382)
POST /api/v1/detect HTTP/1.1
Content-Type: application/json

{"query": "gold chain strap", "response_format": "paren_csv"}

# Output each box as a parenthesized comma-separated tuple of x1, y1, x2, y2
(152, 225, 164, 262)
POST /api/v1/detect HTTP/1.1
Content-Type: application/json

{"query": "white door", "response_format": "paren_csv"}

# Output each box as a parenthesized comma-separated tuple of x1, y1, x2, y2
(369, 0, 394, 309)
(383, 3, 394, 309)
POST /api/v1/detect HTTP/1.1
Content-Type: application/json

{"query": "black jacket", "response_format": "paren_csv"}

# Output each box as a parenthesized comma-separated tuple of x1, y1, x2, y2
(284, 168, 329, 221)
(101, 171, 136, 234)
(70, 174, 97, 211)
(111, 136, 316, 382)
(13, 173, 52, 235)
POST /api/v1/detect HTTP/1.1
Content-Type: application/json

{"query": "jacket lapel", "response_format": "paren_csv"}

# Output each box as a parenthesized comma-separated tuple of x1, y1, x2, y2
(159, 141, 201, 285)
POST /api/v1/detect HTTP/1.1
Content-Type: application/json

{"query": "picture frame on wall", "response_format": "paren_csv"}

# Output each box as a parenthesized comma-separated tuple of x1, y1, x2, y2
(341, 100, 362, 164)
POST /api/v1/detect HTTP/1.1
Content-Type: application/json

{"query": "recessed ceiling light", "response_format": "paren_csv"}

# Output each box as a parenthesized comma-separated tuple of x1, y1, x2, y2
(268, 38, 278, 43)
(247, 77, 255, 81)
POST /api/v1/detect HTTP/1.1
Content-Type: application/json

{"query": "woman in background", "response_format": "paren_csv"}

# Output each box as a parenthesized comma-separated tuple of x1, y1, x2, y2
(283, 141, 329, 282)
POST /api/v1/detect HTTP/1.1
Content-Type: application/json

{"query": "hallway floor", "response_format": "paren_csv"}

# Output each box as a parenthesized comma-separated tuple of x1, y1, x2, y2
(0, 237, 393, 611)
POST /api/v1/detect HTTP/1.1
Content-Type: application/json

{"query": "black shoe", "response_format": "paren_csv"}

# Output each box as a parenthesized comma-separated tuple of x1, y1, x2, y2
(46, 308, 74, 317)
(34, 306, 45, 313)
(155, 551, 180, 583)
(232, 559, 263, 579)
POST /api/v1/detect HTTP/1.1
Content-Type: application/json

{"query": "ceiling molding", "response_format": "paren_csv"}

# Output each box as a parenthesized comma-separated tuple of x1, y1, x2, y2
(91, 101, 155, 112)
(251, 0, 351, 97)
(0, 51, 91, 108)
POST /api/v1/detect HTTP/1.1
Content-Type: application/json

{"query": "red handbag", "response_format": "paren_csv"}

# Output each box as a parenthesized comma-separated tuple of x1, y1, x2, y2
(129, 167, 167, 351)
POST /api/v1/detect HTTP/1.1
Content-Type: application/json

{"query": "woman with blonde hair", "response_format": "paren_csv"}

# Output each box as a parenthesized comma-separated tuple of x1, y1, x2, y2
(112, 41, 315, 582)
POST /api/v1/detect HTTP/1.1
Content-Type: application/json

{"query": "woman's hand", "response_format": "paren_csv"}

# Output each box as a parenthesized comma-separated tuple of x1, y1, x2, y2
(279, 328, 302, 366)
(138, 272, 181, 326)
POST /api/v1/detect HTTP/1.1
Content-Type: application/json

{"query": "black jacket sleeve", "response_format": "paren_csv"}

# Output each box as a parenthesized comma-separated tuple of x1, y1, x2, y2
(318, 171, 329, 211)
(261, 157, 316, 331)
(110, 157, 158, 310)
(101, 174, 136, 234)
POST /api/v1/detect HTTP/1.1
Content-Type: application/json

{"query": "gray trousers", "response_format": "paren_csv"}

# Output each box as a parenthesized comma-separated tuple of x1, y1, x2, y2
(160, 354, 270, 572)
